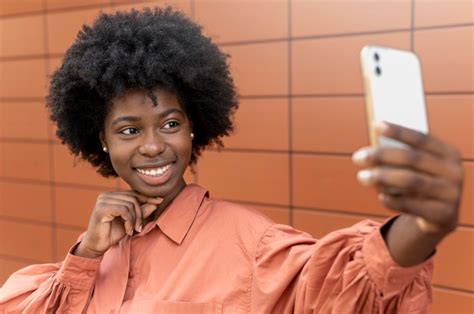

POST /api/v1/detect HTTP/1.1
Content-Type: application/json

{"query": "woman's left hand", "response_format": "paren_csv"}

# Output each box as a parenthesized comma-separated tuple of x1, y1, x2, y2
(352, 121, 464, 236)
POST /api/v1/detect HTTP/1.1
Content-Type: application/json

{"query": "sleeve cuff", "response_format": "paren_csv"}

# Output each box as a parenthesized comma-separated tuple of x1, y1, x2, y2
(361, 216, 434, 298)
(56, 242, 103, 290)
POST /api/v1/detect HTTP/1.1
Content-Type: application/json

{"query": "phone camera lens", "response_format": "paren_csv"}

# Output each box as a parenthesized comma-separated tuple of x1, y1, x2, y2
(375, 66, 382, 76)
(374, 52, 380, 62)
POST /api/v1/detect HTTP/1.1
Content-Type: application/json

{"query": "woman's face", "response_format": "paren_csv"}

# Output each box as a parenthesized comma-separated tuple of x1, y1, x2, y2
(101, 87, 192, 198)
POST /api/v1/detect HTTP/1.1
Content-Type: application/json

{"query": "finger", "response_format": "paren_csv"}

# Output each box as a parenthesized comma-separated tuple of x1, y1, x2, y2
(99, 202, 135, 236)
(375, 121, 461, 161)
(379, 194, 457, 233)
(357, 167, 459, 202)
(120, 190, 164, 205)
(353, 146, 463, 183)
(99, 198, 137, 235)
(142, 203, 158, 219)
(106, 194, 143, 232)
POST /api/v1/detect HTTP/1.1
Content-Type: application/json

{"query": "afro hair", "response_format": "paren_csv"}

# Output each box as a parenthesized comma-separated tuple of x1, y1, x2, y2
(47, 7, 238, 177)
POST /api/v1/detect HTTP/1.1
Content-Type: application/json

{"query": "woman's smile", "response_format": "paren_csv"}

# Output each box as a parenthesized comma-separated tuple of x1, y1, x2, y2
(135, 162, 174, 185)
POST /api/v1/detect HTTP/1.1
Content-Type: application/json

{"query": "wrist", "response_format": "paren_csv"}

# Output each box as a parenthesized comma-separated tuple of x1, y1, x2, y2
(73, 241, 105, 259)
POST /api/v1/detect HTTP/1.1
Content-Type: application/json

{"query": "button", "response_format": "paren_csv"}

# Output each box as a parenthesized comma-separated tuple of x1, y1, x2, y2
(86, 270, 95, 277)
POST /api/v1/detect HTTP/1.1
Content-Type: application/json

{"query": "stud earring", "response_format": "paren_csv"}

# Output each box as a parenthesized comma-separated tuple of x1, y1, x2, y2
(190, 133, 194, 140)
(103, 146, 108, 153)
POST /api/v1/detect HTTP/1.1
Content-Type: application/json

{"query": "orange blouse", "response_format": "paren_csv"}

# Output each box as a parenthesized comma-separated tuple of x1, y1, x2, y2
(0, 184, 433, 313)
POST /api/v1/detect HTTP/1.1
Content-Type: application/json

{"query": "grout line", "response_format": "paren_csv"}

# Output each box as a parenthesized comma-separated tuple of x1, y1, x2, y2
(0, 177, 124, 190)
(0, 92, 472, 102)
(0, 254, 43, 265)
(432, 284, 474, 295)
(0, 138, 53, 144)
(287, 0, 293, 227)
(42, 0, 57, 262)
(1, 205, 474, 229)
(190, 0, 195, 19)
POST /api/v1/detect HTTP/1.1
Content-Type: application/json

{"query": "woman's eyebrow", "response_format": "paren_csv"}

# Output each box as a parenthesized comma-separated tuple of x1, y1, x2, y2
(111, 116, 141, 126)
(111, 108, 185, 126)
(158, 108, 185, 119)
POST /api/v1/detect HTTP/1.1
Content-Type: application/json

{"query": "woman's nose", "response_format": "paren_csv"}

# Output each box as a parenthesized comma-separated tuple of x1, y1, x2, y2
(138, 133, 165, 156)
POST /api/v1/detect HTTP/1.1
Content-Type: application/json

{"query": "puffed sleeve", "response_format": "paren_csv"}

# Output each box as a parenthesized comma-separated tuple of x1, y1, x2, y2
(0, 242, 102, 313)
(251, 218, 434, 314)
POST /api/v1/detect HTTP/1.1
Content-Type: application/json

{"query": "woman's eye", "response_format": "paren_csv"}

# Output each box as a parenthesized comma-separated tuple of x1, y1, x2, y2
(119, 127, 139, 135)
(163, 121, 180, 129)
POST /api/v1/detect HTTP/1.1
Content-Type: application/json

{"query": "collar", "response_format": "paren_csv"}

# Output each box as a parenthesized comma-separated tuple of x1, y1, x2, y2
(136, 184, 208, 245)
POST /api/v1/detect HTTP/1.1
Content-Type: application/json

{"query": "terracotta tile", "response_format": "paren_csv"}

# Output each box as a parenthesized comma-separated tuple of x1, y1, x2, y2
(292, 0, 411, 37)
(197, 151, 289, 205)
(0, 142, 50, 181)
(0, 181, 51, 223)
(415, 26, 473, 92)
(224, 98, 289, 150)
(55, 186, 107, 228)
(0, 59, 47, 98)
(432, 288, 474, 314)
(292, 154, 392, 216)
(53, 144, 117, 188)
(112, 0, 191, 16)
(0, 101, 49, 140)
(0, 15, 45, 57)
(47, 56, 63, 77)
(293, 209, 383, 239)
(46, 0, 110, 10)
(292, 32, 410, 95)
(459, 162, 473, 226)
(0, 219, 53, 262)
(0, 0, 44, 17)
(292, 97, 369, 153)
(415, 0, 474, 28)
(0, 258, 31, 287)
(427, 95, 474, 160)
(247, 204, 289, 225)
(433, 227, 474, 291)
(224, 42, 288, 96)
(47, 7, 105, 54)
(183, 166, 195, 184)
(195, 0, 287, 43)
(55, 227, 83, 261)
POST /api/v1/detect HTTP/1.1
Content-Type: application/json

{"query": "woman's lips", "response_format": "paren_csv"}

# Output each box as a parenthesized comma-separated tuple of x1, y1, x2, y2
(135, 163, 173, 185)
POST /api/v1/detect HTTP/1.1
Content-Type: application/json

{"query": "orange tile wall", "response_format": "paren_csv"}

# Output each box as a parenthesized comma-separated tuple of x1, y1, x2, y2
(0, 0, 472, 312)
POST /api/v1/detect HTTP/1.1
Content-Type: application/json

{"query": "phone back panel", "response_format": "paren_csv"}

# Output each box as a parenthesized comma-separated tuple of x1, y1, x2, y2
(360, 46, 429, 147)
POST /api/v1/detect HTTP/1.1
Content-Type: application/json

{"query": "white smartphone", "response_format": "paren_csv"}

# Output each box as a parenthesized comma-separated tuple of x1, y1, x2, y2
(360, 45, 429, 147)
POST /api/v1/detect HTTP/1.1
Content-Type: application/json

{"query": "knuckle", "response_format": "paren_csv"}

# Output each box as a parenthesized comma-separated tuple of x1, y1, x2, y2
(405, 149, 421, 167)
(406, 174, 425, 191)
(414, 132, 430, 148)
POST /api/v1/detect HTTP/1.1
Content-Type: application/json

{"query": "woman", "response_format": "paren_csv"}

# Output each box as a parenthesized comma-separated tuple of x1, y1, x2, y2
(0, 7, 464, 313)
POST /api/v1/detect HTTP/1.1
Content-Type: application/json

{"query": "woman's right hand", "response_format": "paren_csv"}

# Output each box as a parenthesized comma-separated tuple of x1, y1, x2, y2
(73, 191, 163, 259)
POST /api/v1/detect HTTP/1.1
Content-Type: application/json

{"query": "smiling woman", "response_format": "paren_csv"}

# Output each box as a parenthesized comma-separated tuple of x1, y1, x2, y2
(0, 6, 464, 314)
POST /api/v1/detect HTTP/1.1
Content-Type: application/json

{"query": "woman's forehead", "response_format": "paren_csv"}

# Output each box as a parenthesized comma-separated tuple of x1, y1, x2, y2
(108, 87, 182, 115)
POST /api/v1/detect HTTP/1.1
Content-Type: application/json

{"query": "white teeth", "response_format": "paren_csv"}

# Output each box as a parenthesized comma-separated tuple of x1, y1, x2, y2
(137, 164, 171, 177)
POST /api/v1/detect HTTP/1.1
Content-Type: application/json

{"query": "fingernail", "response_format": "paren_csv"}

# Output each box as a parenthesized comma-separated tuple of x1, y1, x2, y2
(352, 149, 369, 165)
(374, 121, 389, 133)
(138, 225, 143, 233)
(357, 170, 375, 185)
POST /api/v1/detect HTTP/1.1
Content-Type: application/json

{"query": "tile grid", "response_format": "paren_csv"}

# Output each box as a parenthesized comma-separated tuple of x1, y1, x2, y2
(0, 1, 472, 303)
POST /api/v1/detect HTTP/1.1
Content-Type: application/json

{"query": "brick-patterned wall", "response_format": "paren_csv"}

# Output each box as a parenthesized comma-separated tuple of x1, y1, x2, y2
(0, 1, 472, 312)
